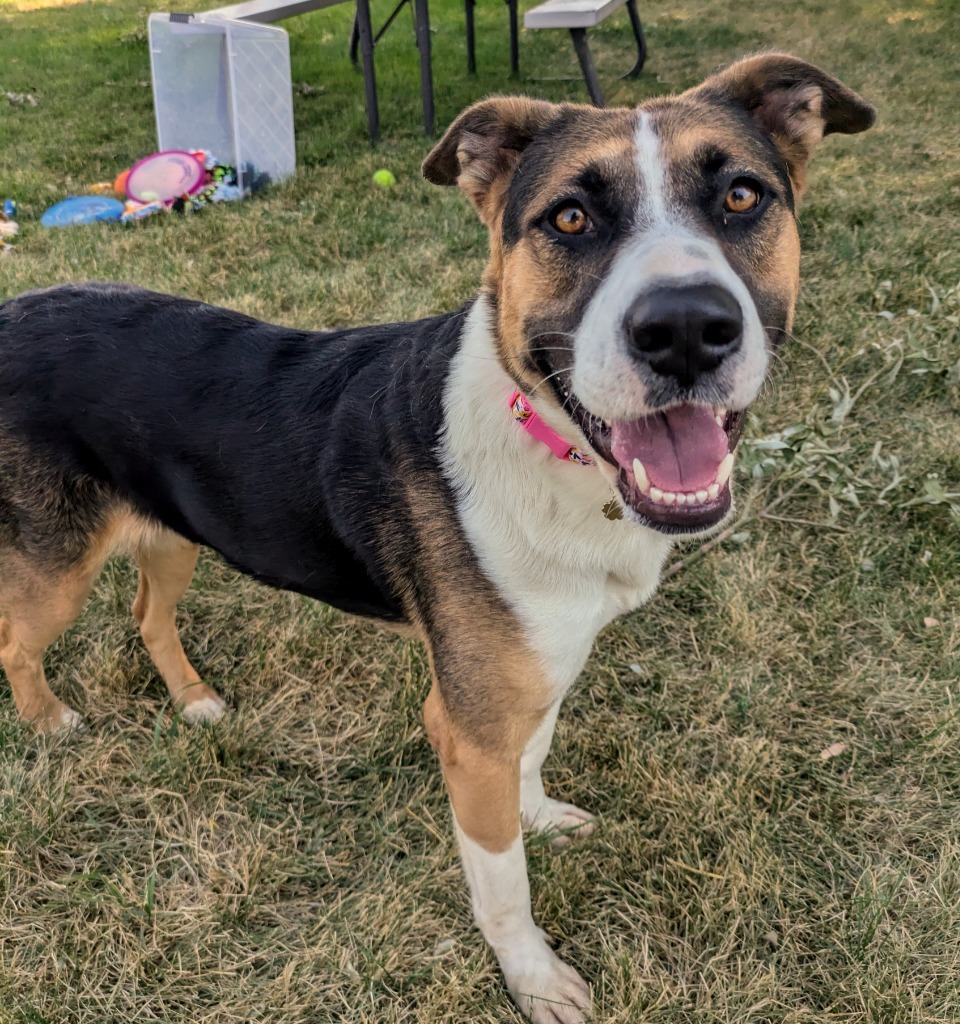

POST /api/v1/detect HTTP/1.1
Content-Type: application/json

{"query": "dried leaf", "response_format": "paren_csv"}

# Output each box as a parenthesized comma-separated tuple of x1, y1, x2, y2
(829, 383, 853, 425)
(339, 950, 360, 982)
(819, 742, 847, 761)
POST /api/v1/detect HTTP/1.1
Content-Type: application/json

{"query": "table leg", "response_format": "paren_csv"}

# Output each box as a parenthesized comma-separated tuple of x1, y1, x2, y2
(505, 0, 519, 76)
(465, 0, 476, 74)
(349, 16, 360, 66)
(569, 28, 603, 106)
(413, 0, 435, 134)
(623, 0, 646, 79)
(354, 0, 380, 139)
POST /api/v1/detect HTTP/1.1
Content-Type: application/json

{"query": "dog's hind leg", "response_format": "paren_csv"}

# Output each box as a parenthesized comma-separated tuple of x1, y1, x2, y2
(0, 559, 97, 733)
(132, 532, 226, 725)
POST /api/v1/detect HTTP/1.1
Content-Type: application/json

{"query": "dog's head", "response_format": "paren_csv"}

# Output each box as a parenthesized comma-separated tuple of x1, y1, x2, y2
(423, 54, 874, 535)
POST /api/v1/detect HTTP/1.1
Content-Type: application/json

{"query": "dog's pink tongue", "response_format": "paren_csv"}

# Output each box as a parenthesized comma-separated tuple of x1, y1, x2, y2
(611, 405, 728, 491)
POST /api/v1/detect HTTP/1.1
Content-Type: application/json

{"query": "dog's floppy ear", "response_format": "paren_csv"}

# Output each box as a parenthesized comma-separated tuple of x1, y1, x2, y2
(422, 97, 560, 224)
(692, 53, 876, 192)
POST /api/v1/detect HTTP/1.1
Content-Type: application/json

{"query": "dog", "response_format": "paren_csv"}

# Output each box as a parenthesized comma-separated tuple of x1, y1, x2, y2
(0, 54, 873, 1023)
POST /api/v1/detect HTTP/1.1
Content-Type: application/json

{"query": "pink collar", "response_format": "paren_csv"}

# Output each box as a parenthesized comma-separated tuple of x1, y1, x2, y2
(509, 392, 595, 467)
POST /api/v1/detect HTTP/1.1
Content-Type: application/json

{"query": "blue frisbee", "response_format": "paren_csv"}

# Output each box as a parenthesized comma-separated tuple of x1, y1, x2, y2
(41, 196, 125, 228)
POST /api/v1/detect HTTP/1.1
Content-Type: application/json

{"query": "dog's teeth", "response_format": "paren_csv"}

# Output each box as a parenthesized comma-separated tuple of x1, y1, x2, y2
(696, 489, 708, 504)
(650, 486, 663, 503)
(632, 458, 651, 493)
(716, 452, 735, 487)
(662, 491, 676, 505)
(707, 482, 720, 500)
(674, 492, 687, 505)
(715, 415, 724, 427)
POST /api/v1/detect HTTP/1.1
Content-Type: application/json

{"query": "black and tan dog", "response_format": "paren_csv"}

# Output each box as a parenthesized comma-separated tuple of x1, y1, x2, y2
(0, 55, 872, 1023)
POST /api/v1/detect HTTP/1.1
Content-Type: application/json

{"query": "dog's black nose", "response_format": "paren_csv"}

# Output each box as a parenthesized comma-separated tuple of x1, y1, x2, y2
(625, 284, 743, 385)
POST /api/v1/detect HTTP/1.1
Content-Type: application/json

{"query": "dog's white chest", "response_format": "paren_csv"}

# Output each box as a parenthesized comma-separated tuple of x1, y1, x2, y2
(441, 301, 673, 693)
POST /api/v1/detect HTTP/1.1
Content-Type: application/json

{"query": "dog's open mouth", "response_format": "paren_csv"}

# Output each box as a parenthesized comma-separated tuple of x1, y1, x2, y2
(566, 395, 746, 533)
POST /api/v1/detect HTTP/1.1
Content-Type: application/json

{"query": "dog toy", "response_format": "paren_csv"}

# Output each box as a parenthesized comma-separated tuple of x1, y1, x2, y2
(1, 200, 19, 252)
(125, 151, 205, 203)
(120, 199, 167, 223)
(373, 168, 396, 188)
(180, 161, 241, 211)
(41, 196, 125, 228)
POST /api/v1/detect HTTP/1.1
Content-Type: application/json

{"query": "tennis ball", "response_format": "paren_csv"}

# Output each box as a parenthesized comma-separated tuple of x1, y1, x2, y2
(373, 168, 396, 188)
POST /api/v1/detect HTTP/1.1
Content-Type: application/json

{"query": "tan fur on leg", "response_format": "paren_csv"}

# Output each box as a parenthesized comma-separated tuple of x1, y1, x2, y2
(424, 681, 526, 852)
(133, 533, 225, 724)
(0, 559, 95, 733)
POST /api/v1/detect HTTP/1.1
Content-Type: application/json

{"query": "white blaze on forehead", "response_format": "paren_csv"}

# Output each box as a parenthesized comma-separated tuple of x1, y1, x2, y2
(568, 107, 769, 422)
(634, 110, 670, 225)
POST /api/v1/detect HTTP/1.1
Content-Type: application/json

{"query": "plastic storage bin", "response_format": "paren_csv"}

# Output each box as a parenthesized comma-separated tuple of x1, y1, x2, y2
(148, 12, 296, 191)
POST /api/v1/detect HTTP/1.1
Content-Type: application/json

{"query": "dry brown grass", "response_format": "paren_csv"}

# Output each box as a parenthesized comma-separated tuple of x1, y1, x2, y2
(1, 0, 959, 1020)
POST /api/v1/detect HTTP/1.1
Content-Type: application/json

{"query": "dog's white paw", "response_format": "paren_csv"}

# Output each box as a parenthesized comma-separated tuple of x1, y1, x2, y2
(180, 695, 227, 725)
(33, 702, 86, 736)
(59, 706, 86, 732)
(47, 704, 85, 737)
(523, 798, 595, 848)
(501, 942, 592, 1023)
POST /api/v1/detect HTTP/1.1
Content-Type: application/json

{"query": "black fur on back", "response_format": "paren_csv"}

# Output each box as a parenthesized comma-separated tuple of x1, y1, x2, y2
(0, 282, 472, 622)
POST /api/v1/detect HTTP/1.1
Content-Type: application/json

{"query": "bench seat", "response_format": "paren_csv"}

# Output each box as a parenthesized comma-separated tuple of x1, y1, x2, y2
(207, 0, 346, 22)
(524, 0, 627, 31)
(523, 0, 645, 105)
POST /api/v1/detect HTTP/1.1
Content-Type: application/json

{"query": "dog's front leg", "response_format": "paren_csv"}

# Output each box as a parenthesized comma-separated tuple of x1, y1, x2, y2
(424, 683, 592, 1024)
(520, 700, 595, 848)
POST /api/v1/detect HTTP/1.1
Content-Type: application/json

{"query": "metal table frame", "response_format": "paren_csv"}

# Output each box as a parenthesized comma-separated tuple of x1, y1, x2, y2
(570, 0, 645, 106)
(194, 0, 647, 138)
(208, 0, 433, 139)
(348, 0, 434, 137)
(465, 0, 518, 76)
(523, 0, 646, 107)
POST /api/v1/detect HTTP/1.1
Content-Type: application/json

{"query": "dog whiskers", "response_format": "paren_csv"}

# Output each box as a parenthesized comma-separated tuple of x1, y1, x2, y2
(528, 364, 575, 397)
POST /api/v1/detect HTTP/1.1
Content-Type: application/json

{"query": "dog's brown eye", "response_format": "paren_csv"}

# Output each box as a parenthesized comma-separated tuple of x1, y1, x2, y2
(551, 204, 591, 235)
(724, 182, 760, 214)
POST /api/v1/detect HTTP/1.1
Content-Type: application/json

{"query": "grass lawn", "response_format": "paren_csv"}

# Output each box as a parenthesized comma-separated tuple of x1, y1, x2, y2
(1, 0, 959, 1021)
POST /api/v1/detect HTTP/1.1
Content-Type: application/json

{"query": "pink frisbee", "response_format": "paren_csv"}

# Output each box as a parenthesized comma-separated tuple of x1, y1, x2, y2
(125, 150, 205, 203)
